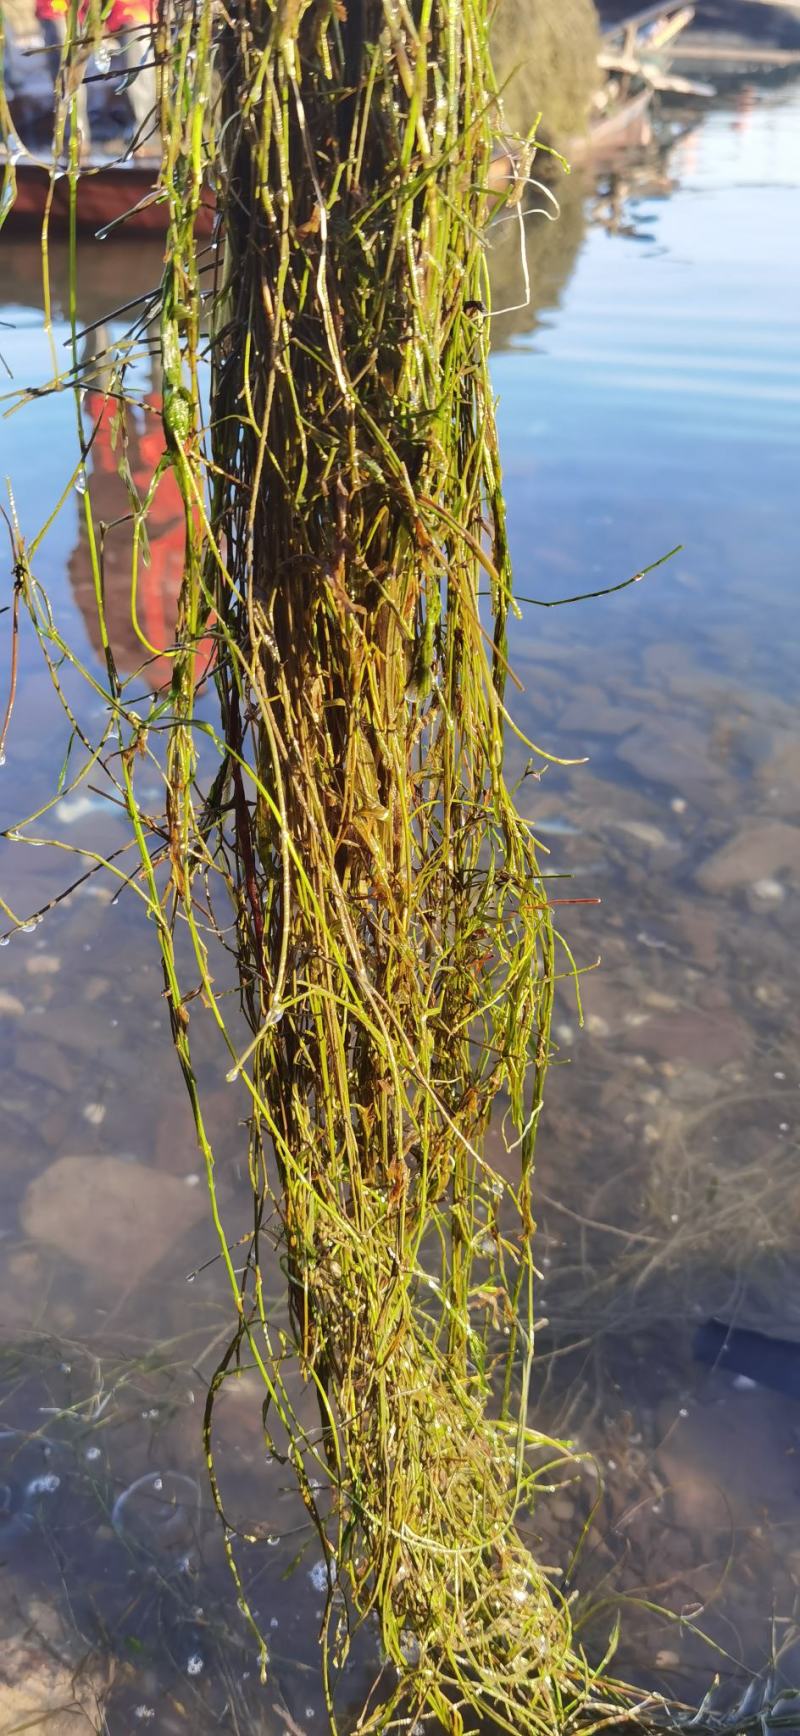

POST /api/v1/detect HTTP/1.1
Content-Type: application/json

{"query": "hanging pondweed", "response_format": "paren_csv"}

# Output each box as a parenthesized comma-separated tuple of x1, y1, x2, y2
(2, 1, 649, 1731)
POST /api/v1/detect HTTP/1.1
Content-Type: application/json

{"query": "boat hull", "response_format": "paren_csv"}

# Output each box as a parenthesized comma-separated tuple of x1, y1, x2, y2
(2, 156, 215, 238)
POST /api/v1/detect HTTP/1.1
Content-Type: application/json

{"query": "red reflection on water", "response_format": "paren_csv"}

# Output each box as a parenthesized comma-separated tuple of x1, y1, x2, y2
(71, 381, 214, 692)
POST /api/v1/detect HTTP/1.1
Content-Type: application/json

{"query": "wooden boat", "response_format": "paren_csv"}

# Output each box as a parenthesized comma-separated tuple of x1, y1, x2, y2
(1, 149, 215, 237)
(2, 1, 703, 237)
(571, 84, 655, 161)
(596, 2, 715, 102)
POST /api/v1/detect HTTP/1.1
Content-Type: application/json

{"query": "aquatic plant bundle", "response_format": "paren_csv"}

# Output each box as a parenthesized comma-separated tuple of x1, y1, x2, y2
(0, 2, 629, 1731)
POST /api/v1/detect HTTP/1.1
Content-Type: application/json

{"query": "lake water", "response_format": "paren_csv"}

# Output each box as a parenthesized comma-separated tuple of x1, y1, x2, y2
(1, 78, 799, 1732)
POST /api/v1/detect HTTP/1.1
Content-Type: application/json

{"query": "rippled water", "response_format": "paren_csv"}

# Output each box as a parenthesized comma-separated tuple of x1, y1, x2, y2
(1, 79, 799, 1730)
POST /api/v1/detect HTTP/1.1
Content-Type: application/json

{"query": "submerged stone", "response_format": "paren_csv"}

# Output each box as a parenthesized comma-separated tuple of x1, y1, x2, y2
(20, 1154, 208, 1285)
(696, 821, 800, 892)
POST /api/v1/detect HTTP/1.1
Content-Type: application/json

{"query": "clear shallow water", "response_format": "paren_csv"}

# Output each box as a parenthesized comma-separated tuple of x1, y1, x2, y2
(0, 80, 799, 1730)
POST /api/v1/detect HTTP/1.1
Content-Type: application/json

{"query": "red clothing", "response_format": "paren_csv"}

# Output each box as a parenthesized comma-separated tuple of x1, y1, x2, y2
(35, 0, 154, 29)
(105, 0, 155, 29)
(35, 0, 82, 22)
(76, 391, 215, 693)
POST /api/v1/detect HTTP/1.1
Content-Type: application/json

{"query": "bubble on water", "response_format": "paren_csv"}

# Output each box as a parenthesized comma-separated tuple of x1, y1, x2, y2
(26, 1474, 61, 1496)
(186, 1653, 204, 1676)
(152, 1476, 163, 1491)
(133, 1709, 155, 1723)
(308, 1556, 334, 1593)
(85, 1446, 102, 1462)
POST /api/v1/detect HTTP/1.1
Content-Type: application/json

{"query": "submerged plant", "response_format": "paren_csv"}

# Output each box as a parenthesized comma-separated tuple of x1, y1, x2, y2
(0, 2, 665, 1731)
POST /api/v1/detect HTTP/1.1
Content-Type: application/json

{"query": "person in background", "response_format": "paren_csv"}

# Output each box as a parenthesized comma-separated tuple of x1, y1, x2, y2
(105, 0, 158, 155)
(34, 0, 91, 151)
(33, 0, 158, 157)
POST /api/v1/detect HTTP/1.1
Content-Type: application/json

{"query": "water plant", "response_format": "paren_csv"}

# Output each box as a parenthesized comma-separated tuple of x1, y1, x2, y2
(0, 1, 682, 1730)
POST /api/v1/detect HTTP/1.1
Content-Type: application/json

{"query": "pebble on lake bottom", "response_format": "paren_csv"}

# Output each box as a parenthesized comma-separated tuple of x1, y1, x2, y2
(751, 878, 785, 905)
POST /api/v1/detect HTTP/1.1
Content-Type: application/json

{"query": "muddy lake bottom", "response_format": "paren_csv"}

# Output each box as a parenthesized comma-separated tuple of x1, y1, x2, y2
(1, 77, 799, 1732)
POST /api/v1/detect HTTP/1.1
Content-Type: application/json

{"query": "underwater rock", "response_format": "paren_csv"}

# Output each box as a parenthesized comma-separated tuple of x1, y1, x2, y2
(14, 1035, 74, 1094)
(25, 953, 62, 975)
(696, 821, 800, 893)
(20, 1154, 208, 1285)
(635, 1008, 750, 1070)
(611, 819, 674, 853)
(616, 719, 715, 794)
(657, 1385, 798, 1544)
(558, 698, 642, 738)
(0, 1637, 103, 1734)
